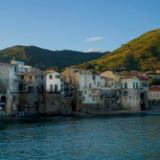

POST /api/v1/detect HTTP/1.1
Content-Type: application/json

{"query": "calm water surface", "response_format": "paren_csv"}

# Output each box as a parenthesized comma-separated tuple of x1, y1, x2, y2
(0, 116, 160, 160)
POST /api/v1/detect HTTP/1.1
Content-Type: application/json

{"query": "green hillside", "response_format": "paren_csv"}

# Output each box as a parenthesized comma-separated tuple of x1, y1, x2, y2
(80, 29, 160, 72)
(0, 45, 104, 69)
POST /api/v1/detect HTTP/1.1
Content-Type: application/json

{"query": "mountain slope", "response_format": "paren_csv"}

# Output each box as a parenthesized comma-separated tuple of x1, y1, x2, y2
(80, 29, 160, 72)
(0, 45, 104, 69)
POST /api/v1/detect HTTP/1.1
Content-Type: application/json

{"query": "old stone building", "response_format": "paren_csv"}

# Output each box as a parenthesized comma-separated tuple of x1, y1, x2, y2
(100, 71, 123, 89)
(148, 85, 160, 107)
(61, 67, 120, 113)
(0, 62, 19, 116)
(120, 76, 141, 111)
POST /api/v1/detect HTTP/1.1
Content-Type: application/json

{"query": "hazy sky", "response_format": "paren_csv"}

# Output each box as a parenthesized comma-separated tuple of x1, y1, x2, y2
(0, 0, 160, 52)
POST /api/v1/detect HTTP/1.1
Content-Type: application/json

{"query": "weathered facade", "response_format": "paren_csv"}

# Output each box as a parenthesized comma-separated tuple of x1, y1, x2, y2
(0, 63, 19, 115)
(148, 86, 160, 108)
(0, 61, 156, 118)
(120, 76, 141, 111)
(62, 68, 120, 113)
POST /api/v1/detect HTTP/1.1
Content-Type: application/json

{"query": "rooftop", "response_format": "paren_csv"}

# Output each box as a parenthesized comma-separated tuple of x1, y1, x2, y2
(149, 85, 160, 92)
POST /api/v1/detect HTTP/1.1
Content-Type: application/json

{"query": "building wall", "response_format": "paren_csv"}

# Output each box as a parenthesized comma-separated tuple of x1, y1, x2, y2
(61, 68, 107, 90)
(147, 86, 160, 107)
(0, 63, 19, 115)
(0, 63, 19, 93)
(121, 77, 140, 89)
(82, 89, 96, 104)
(45, 72, 61, 92)
(100, 71, 122, 90)
(70, 88, 120, 113)
(140, 80, 149, 91)
(10, 60, 26, 74)
(120, 89, 141, 111)
(20, 72, 43, 93)
(148, 91, 160, 101)
(61, 68, 80, 89)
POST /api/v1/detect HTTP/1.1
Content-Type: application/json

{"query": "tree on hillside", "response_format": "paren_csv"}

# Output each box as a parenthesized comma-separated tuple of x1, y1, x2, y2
(122, 54, 139, 70)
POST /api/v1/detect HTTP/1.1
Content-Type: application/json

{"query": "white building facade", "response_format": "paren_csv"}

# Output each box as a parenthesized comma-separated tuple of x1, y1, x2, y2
(44, 70, 62, 93)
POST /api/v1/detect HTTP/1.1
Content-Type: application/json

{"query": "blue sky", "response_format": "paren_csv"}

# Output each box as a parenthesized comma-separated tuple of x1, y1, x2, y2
(0, 0, 160, 52)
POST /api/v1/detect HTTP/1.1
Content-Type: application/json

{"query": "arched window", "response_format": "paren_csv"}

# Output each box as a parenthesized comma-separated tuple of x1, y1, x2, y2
(1, 96, 6, 103)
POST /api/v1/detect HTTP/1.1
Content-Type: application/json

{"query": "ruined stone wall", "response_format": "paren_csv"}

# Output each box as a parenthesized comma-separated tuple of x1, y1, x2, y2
(12, 91, 72, 116)
(73, 91, 120, 113)
(17, 92, 39, 114)
(45, 93, 71, 115)
(75, 102, 120, 114)
(120, 89, 141, 112)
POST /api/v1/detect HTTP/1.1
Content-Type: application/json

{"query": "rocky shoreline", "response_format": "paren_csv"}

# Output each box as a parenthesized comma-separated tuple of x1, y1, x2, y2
(0, 110, 160, 125)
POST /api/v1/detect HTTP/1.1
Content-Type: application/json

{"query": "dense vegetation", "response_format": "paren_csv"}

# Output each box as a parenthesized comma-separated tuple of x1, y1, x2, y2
(80, 29, 160, 72)
(0, 45, 104, 69)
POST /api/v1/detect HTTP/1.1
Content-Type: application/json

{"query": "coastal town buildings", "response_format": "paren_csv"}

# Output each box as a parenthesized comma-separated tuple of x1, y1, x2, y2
(61, 67, 120, 113)
(0, 61, 160, 118)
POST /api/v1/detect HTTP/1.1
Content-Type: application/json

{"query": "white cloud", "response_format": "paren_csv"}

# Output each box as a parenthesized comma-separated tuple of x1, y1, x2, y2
(85, 36, 103, 43)
(84, 48, 103, 53)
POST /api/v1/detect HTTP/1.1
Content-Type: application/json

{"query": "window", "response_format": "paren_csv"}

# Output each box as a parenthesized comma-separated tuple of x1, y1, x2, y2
(55, 85, 58, 92)
(133, 82, 135, 89)
(123, 91, 128, 96)
(14, 66, 17, 72)
(29, 76, 32, 81)
(55, 75, 60, 79)
(136, 83, 139, 89)
(49, 75, 53, 79)
(28, 86, 33, 92)
(50, 84, 53, 92)
(21, 75, 24, 80)
(124, 83, 128, 89)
